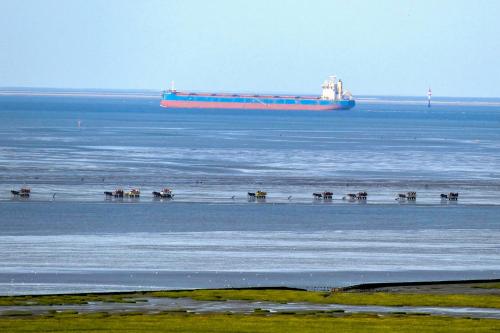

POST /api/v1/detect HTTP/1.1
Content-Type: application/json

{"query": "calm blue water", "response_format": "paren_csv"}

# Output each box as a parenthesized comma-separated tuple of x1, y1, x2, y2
(1, 94, 499, 203)
(0, 92, 499, 294)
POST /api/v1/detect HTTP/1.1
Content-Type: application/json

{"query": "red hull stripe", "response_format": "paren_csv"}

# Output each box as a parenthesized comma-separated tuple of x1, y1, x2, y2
(160, 100, 342, 111)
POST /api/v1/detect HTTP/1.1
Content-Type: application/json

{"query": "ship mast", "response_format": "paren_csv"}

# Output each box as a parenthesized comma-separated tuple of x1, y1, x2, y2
(427, 87, 432, 108)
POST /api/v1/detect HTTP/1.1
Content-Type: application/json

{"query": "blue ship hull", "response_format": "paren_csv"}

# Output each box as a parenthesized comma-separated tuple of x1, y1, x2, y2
(161, 91, 355, 111)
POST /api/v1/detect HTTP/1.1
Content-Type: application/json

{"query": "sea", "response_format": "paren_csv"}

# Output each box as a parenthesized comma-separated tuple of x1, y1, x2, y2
(0, 90, 499, 295)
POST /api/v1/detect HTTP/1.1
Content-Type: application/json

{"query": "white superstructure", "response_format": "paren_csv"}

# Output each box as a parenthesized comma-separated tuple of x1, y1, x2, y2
(321, 76, 352, 101)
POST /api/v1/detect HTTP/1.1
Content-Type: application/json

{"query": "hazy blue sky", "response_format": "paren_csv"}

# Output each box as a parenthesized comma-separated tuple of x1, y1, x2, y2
(1, 0, 499, 97)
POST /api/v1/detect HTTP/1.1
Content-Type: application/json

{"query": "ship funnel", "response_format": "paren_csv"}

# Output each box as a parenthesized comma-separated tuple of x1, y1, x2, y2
(336, 80, 343, 100)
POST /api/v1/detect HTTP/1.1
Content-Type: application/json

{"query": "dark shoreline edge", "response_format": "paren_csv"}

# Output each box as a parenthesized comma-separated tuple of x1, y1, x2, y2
(4, 278, 500, 298)
(339, 278, 500, 291)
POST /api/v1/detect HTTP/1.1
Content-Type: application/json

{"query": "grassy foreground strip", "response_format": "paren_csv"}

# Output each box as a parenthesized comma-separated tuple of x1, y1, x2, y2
(0, 312, 499, 333)
(151, 289, 500, 309)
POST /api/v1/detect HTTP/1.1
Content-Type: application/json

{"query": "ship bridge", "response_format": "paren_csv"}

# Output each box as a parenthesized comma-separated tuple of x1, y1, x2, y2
(321, 76, 352, 101)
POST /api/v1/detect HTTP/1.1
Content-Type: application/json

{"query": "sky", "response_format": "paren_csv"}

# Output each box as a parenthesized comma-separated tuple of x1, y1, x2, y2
(1, 0, 499, 97)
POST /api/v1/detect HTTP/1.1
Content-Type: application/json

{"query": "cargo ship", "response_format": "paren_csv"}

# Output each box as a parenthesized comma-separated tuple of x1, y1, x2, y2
(160, 76, 355, 111)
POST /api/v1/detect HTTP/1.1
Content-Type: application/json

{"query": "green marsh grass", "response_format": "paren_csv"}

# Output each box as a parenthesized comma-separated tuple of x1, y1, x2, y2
(151, 289, 500, 309)
(1, 288, 499, 309)
(473, 283, 500, 289)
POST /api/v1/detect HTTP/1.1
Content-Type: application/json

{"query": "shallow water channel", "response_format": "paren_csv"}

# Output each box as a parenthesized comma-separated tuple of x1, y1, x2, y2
(1, 297, 500, 319)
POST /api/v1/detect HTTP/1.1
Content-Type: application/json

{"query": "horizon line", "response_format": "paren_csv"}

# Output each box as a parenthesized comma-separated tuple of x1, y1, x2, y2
(0, 86, 499, 100)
